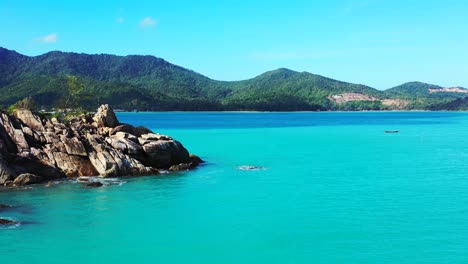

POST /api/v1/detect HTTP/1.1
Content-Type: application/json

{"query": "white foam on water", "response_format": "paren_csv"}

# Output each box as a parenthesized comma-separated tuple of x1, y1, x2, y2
(75, 176, 127, 187)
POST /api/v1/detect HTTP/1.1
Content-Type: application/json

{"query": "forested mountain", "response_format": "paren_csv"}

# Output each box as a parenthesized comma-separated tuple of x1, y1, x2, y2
(0, 47, 227, 110)
(386, 82, 468, 99)
(386, 82, 442, 98)
(220, 68, 384, 111)
(1, 47, 467, 111)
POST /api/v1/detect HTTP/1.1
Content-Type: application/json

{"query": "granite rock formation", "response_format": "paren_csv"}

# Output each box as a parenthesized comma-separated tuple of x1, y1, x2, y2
(0, 104, 202, 186)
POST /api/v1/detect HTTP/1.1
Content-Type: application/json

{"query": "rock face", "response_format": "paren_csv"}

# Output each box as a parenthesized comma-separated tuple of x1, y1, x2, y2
(0, 105, 202, 186)
(0, 155, 16, 185)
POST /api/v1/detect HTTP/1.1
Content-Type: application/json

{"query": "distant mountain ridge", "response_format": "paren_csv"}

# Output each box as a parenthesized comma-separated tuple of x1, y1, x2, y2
(1, 47, 467, 111)
(386, 81, 468, 98)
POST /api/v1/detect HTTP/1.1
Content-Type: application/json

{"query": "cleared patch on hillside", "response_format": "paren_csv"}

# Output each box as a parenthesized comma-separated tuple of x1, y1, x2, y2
(328, 93, 377, 104)
(429, 87, 468, 94)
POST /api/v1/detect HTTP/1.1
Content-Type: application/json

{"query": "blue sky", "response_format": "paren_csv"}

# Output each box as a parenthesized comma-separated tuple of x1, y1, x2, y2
(1, 0, 467, 89)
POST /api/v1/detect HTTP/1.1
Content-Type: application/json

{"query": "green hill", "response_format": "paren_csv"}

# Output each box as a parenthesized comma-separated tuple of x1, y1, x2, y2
(386, 81, 468, 99)
(0, 47, 466, 111)
(386, 82, 442, 98)
(221, 68, 384, 111)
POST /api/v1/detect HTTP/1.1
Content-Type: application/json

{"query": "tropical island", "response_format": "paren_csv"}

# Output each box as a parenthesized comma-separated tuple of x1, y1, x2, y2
(1, 47, 468, 112)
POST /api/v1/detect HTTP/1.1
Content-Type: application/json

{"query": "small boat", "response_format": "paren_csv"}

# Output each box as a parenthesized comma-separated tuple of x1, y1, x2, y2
(384, 130, 400, 133)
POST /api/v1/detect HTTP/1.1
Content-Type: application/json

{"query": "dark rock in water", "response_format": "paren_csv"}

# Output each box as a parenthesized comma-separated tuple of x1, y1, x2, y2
(13, 173, 44, 186)
(169, 155, 205, 171)
(189, 154, 204, 165)
(0, 218, 17, 225)
(0, 204, 11, 209)
(169, 163, 193, 171)
(84, 182, 103, 188)
(238, 165, 265, 171)
(142, 139, 191, 168)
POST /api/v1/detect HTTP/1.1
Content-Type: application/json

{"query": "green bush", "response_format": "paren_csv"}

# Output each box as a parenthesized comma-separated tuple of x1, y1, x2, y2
(7, 97, 36, 114)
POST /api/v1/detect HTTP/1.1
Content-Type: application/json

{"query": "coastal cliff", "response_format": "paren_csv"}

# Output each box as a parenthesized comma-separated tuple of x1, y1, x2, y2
(0, 104, 202, 186)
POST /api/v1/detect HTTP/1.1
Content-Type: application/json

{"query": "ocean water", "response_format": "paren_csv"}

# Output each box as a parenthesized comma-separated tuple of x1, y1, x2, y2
(1, 112, 468, 264)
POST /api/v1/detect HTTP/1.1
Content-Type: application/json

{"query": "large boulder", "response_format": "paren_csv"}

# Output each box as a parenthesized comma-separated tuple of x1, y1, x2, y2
(60, 136, 87, 157)
(107, 132, 144, 161)
(141, 137, 190, 168)
(93, 104, 119, 128)
(13, 173, 44, 186)
(86, 132, 156, 177)
(14, 109, 44, 131)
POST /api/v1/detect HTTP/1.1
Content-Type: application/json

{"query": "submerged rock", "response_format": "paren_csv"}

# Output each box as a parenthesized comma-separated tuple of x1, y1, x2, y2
(169, 163, 193, 171)
(84, 182, 103, 188)
(0, 218, 17, 225)
(0, 204, 11, 209)
(189, 154, 204, 166)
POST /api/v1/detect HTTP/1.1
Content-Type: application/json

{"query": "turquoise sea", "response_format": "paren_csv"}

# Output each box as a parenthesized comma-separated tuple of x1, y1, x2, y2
(1, 112, 468, 264)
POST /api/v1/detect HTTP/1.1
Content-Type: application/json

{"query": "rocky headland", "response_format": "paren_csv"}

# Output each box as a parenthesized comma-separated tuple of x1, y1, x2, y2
(0, 104, 202, 187)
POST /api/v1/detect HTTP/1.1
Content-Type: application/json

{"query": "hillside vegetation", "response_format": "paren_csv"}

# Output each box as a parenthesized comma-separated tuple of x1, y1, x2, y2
(1, 47, 467, 111)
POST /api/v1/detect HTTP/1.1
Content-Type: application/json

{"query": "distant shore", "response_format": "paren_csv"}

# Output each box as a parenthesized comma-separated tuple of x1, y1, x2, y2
(115, 109, 466, 113)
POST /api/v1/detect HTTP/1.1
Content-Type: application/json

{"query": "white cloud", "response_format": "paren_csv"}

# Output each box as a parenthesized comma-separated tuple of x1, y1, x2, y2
(116, 17, 124, 23)
(38, 33, 58, 43)
(139, 17, 157, 27)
